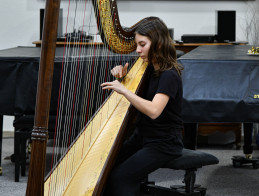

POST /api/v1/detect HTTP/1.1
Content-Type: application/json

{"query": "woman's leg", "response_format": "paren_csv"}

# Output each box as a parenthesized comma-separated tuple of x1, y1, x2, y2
(103, 129, 142, 195)
(106, 147, 176, 196)
(114, 128, 143, 167)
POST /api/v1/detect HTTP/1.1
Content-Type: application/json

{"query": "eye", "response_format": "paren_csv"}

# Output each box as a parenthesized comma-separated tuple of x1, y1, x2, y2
(140, 43, 145, 47)
(137, 41, 146, 47)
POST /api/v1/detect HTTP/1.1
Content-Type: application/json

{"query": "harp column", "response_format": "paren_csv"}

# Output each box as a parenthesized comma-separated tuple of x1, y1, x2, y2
(26, 0, 61, 195)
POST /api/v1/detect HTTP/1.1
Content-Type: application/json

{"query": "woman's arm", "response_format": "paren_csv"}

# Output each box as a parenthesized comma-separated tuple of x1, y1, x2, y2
(101, 80, 169, 119)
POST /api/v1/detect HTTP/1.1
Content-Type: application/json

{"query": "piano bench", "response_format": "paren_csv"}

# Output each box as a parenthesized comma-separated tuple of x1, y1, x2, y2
(141, 148, 219, 196)
(13, 115, 56, 182)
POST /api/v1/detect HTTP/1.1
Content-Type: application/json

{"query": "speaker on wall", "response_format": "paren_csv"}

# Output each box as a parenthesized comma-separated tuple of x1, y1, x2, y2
(168, 28, 174, 40)
(216, 10, 236, 43)
(40, 9, 63, 40)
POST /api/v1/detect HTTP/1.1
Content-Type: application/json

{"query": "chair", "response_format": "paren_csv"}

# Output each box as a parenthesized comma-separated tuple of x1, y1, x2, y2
(141, 148, 219, 196)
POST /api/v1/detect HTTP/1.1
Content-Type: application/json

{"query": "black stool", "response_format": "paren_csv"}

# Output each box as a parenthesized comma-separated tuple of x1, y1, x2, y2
(13, 114, 56, 182)
(141, 148, 219, 196)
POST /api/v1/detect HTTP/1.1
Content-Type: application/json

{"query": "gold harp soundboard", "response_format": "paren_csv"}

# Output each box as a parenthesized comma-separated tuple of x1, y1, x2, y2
(26, 0, 153, 195)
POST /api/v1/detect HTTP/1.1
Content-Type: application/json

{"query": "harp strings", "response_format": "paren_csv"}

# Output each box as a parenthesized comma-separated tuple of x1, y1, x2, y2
(47, 1, 94, 194)
(46, 0, 137, 195)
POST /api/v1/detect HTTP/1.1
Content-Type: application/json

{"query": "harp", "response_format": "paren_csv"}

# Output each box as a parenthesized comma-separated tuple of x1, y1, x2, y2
(26, 0, 152, 195)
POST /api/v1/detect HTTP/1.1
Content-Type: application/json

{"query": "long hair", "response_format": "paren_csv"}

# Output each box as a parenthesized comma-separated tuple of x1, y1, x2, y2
(135, 17, 183, 76)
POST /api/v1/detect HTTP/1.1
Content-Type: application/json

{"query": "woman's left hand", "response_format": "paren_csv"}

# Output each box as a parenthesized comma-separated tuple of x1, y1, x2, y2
(101, 80, 127, 95)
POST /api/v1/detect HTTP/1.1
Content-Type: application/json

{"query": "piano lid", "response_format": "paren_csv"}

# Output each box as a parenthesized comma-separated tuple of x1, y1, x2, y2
(179, 45, 258, 61)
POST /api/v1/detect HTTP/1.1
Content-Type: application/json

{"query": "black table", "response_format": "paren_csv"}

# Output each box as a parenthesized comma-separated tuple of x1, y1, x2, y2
(179, 45, 259, 152)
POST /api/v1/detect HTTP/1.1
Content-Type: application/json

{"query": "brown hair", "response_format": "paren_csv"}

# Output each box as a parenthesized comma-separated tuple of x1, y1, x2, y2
(135, 17, 183, 76)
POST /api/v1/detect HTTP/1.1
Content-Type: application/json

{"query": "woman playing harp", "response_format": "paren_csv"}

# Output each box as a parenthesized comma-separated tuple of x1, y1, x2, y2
(26, 0, 183, 195)
(101, 17, 184, 196)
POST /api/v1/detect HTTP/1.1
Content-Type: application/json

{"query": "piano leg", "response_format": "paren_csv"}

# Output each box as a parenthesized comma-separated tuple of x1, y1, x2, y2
(243, 123, 253, 158)
(183, 123, 198, 150)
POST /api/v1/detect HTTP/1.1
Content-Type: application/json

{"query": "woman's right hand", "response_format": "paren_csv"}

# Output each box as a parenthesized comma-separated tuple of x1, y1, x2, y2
(111, 63, 128, 79)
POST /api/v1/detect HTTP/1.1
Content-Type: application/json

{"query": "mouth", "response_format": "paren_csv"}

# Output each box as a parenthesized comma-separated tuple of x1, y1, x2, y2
(140, 56, 148, 62)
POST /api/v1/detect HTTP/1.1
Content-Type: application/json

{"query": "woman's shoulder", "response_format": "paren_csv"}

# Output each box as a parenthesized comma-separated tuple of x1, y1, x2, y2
(161, 68, 180, 79)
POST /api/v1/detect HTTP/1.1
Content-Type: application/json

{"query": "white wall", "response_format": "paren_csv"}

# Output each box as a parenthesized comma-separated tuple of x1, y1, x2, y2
(117, 0, 259, 42)
(1, 0, 259, 51)
(1, 0, 259, 131)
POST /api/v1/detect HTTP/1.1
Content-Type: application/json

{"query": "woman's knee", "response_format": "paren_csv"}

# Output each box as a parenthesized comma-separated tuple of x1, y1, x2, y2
(109, 168, 127, 185)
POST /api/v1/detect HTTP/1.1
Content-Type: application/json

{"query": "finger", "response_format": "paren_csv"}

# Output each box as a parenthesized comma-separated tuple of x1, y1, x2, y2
(101, 81, 116, 88)
(115, 66, 120, 78)
(117, 65, 123, 77)
(111, 66, 118, 77)
(113, 80, 120, 84)
(123, 63, 129, 71)
(111, 68, 118, 77)
(100, 82, 112, 87)
(102, 86, 112, 90)
(122, 63, 128, 76)
(115, 66, 119, 77)
(119, 66, 123, 78)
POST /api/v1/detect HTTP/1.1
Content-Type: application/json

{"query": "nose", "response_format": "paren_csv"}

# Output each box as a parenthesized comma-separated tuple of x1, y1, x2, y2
(136, 46, 141, 53)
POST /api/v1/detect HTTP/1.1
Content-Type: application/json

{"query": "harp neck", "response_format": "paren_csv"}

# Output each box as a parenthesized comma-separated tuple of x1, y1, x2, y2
(93, 0, 154, 54)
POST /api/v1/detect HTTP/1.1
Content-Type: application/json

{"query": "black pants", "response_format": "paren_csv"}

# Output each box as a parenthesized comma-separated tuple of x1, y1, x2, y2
(104, 129, 181, 196)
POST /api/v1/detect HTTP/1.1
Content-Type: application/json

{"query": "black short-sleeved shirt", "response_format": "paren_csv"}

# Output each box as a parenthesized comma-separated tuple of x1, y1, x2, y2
(138, 66, 184, 155)
(139, 66, 183, 136)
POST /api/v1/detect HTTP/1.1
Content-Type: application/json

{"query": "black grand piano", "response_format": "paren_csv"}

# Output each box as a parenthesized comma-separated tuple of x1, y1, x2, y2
(179, 45, 259, 155)
(0, 45, 258, 177)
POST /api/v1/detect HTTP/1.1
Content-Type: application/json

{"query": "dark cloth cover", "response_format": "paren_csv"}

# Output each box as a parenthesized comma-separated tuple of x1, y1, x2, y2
(0, 46, 137, 116)
(178, 45, 259, 123)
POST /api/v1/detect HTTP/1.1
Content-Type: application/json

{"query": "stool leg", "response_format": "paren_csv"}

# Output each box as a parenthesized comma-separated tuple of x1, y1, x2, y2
(21, 137, 26, 176)
(0, 115, 3, 175)
(14, 130, 20, 182)
(184, 169, 196, 193)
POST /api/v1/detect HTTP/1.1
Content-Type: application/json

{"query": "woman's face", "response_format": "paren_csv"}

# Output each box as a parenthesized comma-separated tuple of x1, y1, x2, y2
(135, 33, 151, 62)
